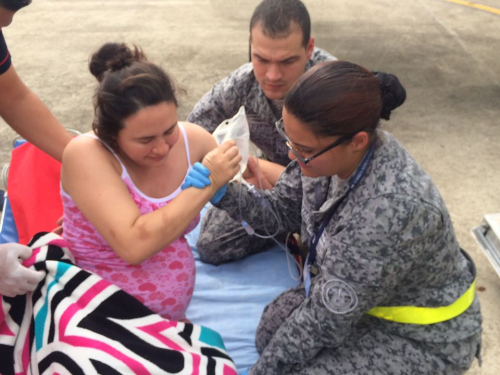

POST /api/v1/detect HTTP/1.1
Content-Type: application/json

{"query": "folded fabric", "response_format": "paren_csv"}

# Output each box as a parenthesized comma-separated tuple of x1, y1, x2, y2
(0, 232, 236, 375)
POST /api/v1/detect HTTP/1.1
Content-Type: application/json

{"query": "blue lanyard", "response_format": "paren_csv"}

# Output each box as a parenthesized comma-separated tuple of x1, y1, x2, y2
(308, 144, 375, 268)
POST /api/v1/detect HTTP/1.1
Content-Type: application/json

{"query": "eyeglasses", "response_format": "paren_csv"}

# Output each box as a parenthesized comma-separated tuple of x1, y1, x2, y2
(275, 118, 353, 165)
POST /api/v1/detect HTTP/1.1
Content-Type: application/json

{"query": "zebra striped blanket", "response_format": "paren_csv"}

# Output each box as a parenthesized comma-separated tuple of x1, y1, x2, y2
(0, 232, 236, 375)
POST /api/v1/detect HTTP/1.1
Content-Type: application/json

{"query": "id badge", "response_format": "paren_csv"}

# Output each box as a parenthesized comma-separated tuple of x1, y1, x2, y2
(304, 263, 312, 297)
(304, 254, 319, 297)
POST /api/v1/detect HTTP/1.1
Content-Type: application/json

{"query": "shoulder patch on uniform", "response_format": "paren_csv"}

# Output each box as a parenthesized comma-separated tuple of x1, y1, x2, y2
(321, 278, 358, 314)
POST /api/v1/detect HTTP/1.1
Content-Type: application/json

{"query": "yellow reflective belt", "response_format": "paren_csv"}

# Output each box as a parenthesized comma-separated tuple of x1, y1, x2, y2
(366, 279, 476, 325)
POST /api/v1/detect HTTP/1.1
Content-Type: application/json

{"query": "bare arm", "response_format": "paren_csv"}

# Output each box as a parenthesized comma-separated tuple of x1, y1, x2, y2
(0, 65, 72, 162)
(61, 136, 240, 265)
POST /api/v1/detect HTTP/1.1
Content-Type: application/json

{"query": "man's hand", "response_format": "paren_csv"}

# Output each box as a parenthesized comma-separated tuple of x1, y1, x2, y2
(0, 243, 45, 297)
(243, 156, 273, 190)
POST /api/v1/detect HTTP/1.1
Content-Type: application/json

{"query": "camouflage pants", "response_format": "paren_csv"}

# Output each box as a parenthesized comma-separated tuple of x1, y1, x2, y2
(196, 205, 281, 265)
(255, 285, 481, 375)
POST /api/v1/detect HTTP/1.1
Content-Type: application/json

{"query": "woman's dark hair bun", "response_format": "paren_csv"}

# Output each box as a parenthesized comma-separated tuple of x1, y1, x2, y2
(89, 43, 146, 82)
(373, 71, 407, 120)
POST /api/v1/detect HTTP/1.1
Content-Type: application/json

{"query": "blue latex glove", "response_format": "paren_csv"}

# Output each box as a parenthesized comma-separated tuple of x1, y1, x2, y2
(181, 162, 211, 190)
(240, 369, 249, 375)
(210, 184, 227, 204)
(180, 162, 227, 204)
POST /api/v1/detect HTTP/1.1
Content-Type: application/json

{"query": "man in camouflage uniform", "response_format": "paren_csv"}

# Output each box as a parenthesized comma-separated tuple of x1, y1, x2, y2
(188, 0, 335, 261)
(213, 130, 482, 375)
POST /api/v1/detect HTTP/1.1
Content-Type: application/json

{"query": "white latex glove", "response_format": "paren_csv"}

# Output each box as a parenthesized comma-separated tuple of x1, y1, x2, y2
(0, 243, 45, 297)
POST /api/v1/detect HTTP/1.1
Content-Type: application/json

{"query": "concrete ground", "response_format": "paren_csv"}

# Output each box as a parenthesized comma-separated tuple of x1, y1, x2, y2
(0, 0, 498, 373)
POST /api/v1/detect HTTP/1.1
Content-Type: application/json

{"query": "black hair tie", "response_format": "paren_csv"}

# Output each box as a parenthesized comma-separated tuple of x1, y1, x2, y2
(373, 71, 407, 120)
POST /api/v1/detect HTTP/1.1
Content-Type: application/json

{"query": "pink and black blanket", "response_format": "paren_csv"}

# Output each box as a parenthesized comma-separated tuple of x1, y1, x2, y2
(0, 232, 236, 375)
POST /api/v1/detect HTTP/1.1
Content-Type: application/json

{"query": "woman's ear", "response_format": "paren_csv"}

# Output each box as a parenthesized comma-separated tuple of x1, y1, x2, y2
(350, 132, 370, 152)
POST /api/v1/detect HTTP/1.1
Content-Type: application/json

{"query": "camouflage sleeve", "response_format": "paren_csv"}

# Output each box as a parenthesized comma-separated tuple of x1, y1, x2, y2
(186, 69, 247, 133)
(312, 47, 337, 64)
(250, 196, 443, 375)
(215, 162, 304, 236)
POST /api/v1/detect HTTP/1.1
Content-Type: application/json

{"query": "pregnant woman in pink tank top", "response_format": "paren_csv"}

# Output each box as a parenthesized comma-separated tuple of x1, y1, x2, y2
(60, 42, 241, 320)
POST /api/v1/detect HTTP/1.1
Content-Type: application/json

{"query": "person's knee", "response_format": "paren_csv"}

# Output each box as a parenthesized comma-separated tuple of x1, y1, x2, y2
(196, 235, 224, 265)
(196, 229, 217, 253)
(197, 206, 252, 264)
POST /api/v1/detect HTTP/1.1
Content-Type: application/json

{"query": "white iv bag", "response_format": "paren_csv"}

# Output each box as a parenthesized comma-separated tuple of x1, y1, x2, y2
(212, 106, 250, 181)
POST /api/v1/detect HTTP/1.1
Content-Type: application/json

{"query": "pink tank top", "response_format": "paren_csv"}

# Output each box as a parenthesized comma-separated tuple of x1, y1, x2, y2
(61, 123, 199, 321)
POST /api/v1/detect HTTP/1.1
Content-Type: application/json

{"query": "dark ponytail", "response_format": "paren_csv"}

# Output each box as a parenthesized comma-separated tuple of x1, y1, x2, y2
(373, 71, 407, 120)
(89, 43, 147, 83)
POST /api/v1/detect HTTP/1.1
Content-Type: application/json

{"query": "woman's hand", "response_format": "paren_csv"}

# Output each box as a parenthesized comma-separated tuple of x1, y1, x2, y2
(52, 216, 64, 235)
(180, 162, 227, 204)
(181, 163, 211, 190)
(202, 140, 241, 189)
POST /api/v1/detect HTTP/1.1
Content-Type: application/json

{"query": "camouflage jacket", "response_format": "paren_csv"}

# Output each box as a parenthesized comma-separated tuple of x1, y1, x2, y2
(187, 47, 335, 166)
(216, 130, 482, 375)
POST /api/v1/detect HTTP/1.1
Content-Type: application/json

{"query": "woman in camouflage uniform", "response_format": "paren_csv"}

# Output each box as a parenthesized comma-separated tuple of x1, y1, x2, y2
(187, 60, 482, 375)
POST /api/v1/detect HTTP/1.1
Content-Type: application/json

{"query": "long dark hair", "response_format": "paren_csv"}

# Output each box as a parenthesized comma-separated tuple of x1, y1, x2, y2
(89, 42, 179, 151)
(284, 61, 406, 139)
